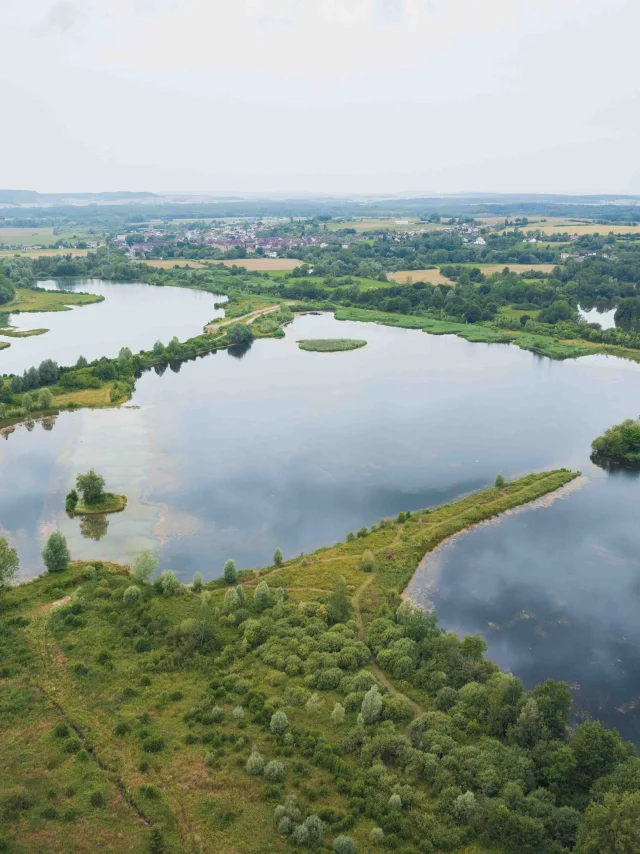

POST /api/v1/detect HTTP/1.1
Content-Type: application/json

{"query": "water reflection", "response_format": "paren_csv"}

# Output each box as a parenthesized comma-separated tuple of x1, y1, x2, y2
(79, 514, 109, 541)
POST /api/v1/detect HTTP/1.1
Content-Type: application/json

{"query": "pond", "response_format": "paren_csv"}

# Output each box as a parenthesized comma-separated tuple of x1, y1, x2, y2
(0, 279, 224, 375)
(3, 308, 640, 739)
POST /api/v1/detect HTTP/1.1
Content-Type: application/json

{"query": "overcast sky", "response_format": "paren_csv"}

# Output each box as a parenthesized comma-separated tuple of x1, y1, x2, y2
(1, 0, 639, 196)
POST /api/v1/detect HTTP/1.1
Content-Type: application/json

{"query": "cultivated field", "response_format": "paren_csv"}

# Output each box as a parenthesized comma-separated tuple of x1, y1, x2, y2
(0, 226, 55, 238)
(139, 259, 207, 269)
(326, 218, 441, 233)
(213, 258, 302, 271)
(534, 223, 640, 236)
(469, 263, 558, 274)
(389, 269, 454, 285)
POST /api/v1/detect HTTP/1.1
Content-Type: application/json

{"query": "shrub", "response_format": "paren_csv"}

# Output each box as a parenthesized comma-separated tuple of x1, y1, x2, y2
(38, 388, 53, 409)
(232, 706, 246, 724)
(40, 806, 58, 820)
(264, 760, 285, 782)
(331, 703, 346, 726)
(192, 571, 203, 592)
(123, 585, 141, 605)
(388, 793, 402, 810)
(305, 693, 322, 715)
(63, 738, 81, 753)
(89, 791, 105, 808)
(142, 736, 165, 753)
(53, 722, 69, 738)
(333, 835, 356, 854)
(358, 551, 375, 573)
(369, 827, 384, 845)
(211, 706, 224, 722)
(346, 532, 355, 542)
(273, 547, 283, 566)
(254, 580, 272, 609)
(113, 721, 131, 736)
(65, 489, 78, 512)
(72, 662, 88, 676)
(246, 750, 265, 775)
(360, 686, 383, 724)
(494, 473, 505, 488)
(270, 710, 289, 736)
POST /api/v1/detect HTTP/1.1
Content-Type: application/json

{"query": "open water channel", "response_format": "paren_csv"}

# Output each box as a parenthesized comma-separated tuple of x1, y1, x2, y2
(2, 280, 640, 739)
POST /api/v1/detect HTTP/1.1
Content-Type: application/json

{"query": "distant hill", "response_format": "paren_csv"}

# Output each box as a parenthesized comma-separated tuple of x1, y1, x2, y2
(0, 189, 159, 206)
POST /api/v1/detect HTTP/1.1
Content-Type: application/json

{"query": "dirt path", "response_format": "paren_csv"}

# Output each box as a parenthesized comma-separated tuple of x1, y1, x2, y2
(204, 303, 291, 334)
(352, 576, 423, 719)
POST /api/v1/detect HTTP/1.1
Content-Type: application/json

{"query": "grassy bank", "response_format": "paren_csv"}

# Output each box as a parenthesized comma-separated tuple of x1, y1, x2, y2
(70, 494, 127, 516)
(333, 306, 620, 360)
(4, 287, 104, 313)
(0, 326, 49, 337)
(0, 470, 590, 854)
(297, 338, 367, 352)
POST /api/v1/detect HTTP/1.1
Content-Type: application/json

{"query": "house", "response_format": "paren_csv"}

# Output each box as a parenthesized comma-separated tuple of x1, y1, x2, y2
(474, 237, 487, 246)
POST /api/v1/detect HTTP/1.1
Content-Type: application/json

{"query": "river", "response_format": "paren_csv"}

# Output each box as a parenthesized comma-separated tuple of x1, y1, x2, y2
(2, 284, 640, 739)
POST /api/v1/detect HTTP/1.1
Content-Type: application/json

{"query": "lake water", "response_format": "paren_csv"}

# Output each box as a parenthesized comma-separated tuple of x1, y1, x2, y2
(0, 279, 224, 374)
(3, 297, 640, 739)
(579, 304, 617, 329)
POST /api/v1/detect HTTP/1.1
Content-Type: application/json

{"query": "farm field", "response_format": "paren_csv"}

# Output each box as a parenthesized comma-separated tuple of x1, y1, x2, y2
(140, 259, 207, 269)
(388, 269, 454, 285)
(534, 222, 640, 236)
(0, 227, 100, 247)
(326, 218, 440, 233)
(212, 258, 302, 271)
(460, 263, 558, 274)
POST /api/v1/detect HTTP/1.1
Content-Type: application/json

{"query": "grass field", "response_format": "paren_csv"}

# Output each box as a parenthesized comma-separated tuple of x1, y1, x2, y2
(0, 249, 92, 258)
(466, 263, 558, 275)
(326, 218, 439, 233)
(388, 269, 454, 285)
(297, 338, 367, 352)
(4, 287, 103, 313)
(0, 227, 100, 248)
(534, 223, 640, 236)
(0, 469, 578, 853)
(0, 326, 48, 337)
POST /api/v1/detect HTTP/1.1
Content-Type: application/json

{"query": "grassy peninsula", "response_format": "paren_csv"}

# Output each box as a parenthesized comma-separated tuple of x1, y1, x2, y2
(4, 286, 103, 313)
(1, 470, 620, 854)
(71, 493, 127, 516)
(297, 338, 367, 352)
(591, 416, 640, 468)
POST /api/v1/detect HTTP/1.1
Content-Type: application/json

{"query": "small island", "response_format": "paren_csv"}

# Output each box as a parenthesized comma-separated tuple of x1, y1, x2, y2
(591, 416, 640, 468)
(66, 469, 127, 515)
(297, 338, 367, 352)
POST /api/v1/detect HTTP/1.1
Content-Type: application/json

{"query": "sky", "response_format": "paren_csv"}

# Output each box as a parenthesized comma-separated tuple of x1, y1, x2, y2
(1, 0, 639, 196)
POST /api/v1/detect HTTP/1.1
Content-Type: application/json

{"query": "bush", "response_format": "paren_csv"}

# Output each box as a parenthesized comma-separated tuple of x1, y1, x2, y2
(53, 722, 70, 738)
(132, 549, 159, 584)
(160, 570, 182, 595)
(192, 571, 203, 592)
(331, 703, 346, 726)
(273, 547, 283, 566)
(89, 791, 105, 808)
(264, 760, 285, 782)
(494, 473, 505, 488)
(246, 750, 265, 775)
(65, 489, 78, 512)
(369, 827, 384, 845)
(123, 585, 141, 605)
(358, 551, 375, 573)
(142, 737, 165, 753)
(333, 836, 356, 854)
(42, 531, 70, 573)
(270, 710, 289, 736)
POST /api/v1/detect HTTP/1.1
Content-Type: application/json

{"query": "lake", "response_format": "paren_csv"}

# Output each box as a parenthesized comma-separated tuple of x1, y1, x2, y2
(0, 279, 224, 375)
(3, 298, 640, 739)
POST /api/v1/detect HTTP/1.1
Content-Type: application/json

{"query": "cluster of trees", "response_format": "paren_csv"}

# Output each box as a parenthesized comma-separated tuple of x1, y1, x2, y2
(0, 264, 16, 304)
(7, 359, 59, 394)
(590, 417, 640, 468)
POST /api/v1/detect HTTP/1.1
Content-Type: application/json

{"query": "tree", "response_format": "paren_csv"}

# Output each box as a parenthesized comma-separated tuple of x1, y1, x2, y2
(254, 580, 272, 609)
(273, 547, 283, 567)
(10, 375, 23, 394)
(76, 355, 88, 369)
(38, 388, 53, 409)
(160, 570, 181, 595)
(192, 571, 203, 592)
(226, 323, 253, 346)
(42, 531, 70, 573)
(494, 473, 505, 488)
(361, 685, 383, 724)
(38, 359, 59, 385)
(0, 537, 19, 589)
(223, 559, 237, 585)
(224, 587, 240, 612)
(576, 790, 640, 854)
(327, 576, 351, 623)
(123, 586, 141, 605)
(22, 392, 33, 412)
(132, 549, 158, 584)
(65, 489, 78, 512)
(153, 340, 165, 354)
(270, 710, 289, 736)
(264, 759, 285, 782)
(76, 470, 105, 505)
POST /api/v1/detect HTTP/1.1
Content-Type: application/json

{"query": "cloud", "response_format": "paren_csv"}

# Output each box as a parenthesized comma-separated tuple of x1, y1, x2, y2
(372, 0, 406, 26)
(33, 0, 86, 34)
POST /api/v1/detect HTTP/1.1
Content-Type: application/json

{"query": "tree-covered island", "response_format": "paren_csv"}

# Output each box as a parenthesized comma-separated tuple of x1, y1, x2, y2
(66, 469, 127, 515)
(591, 417, 640, 468)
